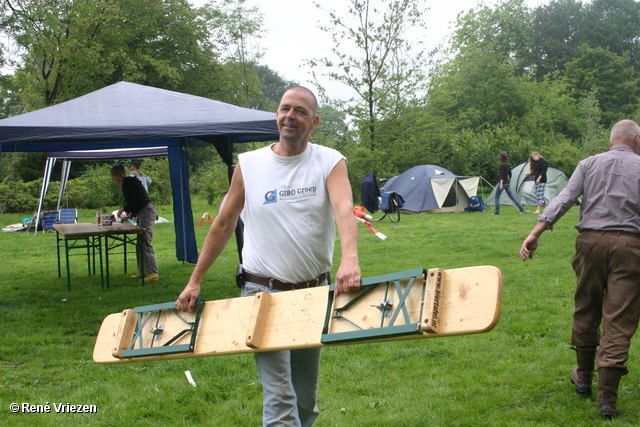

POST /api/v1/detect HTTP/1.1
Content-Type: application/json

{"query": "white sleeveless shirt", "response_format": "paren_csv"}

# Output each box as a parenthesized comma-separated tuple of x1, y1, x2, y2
(239, 143, 345, 283)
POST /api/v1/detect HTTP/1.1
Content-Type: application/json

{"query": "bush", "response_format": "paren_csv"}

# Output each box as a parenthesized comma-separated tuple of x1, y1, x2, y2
(133, 158, 172, 205)
(189, 158, 229, 206)
(63, 166, 120, 210)
(0, 158, 173, 213)
(0, 179, 60, 213)
(65, 160, 172, 209)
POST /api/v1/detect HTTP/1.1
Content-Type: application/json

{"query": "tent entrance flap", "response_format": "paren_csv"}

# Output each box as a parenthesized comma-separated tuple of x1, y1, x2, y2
(431, 178, 455, 207)
(169, 144, 198, 264)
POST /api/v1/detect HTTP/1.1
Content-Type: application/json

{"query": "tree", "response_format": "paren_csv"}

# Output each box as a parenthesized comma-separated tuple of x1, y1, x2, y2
(311, 105, 352, 152)
(255, 65, 297, 111)
(2, 0, 113, 107)
(0, 73, 23, 118)
(0, 0, 228, 108)
(450, 0, 533, 76)
(578, 89, 608, 157)
(428, 47, 532, 130)
(200, 0, 265, 108)
(582, 0, 640, 70)
(308, 0, 427, 150)
(563, 45, 640, 126)
(526, 0, 640, 79)
(526, 0, 585, 79)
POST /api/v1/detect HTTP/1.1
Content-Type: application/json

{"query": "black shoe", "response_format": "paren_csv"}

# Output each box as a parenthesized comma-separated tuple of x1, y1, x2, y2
(598, 401, 619, 419)
(570, 367, 592, 395)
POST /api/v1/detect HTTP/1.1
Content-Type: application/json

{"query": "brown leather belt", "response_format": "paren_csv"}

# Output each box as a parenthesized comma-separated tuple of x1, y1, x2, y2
(584, 230, 640, 238)
(243, 270, 327, 291)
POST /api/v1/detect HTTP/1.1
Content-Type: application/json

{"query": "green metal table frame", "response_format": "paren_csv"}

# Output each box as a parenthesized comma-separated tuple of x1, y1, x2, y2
(55, 225, 104, 291)
(321, 268, 428, 344)
(103, 230, 144, 288)
(120, 299, 205, 359)
(54, 223, 145, 290)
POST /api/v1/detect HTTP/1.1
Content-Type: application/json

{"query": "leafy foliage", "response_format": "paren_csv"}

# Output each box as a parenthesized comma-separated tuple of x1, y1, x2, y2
(1, 0, 219, 108)
(4, 0, 640, 208)
(0, 159, 172, 214)
(188, 155, 230, 206)
(309, 0, 427, 150)
(0, 178, 48, 213)
(563, 45, 640, 125)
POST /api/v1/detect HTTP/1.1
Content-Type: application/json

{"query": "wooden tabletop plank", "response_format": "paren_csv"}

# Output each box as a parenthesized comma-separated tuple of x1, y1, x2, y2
(53, 222, 145, 237)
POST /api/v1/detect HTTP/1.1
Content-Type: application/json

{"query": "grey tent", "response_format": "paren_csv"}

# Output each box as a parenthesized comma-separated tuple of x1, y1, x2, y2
(0, 81, 280, 263)
(486, 162, 571, 207)
(382, 165, 480, 213)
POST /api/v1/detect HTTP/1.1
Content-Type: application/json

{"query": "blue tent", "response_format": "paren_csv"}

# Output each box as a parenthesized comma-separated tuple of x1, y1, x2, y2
(0, 82, 279, 263)
(383, 165, 480, 213)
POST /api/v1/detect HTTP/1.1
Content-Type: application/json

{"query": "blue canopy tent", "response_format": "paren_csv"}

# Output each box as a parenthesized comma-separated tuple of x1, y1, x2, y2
(0, 82, 279, 263)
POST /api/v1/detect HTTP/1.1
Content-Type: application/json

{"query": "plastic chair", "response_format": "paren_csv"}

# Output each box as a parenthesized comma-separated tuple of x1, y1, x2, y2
(41, 211, 59, 231)
(58, 208, 78, 224)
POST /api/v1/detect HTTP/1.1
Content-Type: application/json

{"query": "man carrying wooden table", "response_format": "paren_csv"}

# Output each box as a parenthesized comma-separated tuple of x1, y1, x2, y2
(176, 86, 361, 427)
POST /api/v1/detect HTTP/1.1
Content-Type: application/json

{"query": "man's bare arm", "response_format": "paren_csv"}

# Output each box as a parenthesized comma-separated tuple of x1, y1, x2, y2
(327, 159, 361, 295)
(176, 165, 246, 312)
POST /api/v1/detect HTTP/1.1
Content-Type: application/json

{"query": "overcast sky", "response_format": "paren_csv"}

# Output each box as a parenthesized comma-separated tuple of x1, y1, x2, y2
(0, 0, 549, 102)
(232, 0, 550, 101)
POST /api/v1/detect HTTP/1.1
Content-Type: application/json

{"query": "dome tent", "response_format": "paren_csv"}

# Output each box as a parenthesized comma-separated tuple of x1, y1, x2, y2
(382, 165, 480, 213)
(486, 162, 571, 207)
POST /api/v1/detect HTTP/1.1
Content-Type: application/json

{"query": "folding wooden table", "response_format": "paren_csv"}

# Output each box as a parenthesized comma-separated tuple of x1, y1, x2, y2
(101, 223, 146, 287)
(54, 223, 145, 290)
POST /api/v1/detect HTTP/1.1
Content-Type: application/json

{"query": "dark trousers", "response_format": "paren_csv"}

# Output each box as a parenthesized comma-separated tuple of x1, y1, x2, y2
(571, 230, 640, 371)
(136, 203, 158, 276)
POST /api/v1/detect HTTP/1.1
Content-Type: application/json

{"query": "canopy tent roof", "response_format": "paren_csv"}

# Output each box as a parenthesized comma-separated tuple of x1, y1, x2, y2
(0, 81, 278, 148)
(0, 82, 280, 263)
(48, 147, 168, 160)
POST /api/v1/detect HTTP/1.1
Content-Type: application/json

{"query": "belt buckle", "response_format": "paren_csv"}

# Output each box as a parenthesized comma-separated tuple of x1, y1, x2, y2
(301, 277, 319, 289)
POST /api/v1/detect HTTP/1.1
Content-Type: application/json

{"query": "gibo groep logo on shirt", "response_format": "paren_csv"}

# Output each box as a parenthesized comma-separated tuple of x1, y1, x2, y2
(263, 186, 318, 205)
(263, 189, 277, 205)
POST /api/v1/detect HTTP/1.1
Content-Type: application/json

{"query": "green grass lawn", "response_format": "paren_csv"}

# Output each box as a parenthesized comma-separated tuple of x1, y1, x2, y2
(1, 199, 638, 426)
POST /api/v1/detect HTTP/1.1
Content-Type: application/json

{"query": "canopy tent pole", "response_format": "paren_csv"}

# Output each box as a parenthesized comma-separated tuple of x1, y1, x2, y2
(35, 157, 56, 234)
(169, 142, 198, 263)
(57, 160, 72, 210)
(213, 138, 243, 263)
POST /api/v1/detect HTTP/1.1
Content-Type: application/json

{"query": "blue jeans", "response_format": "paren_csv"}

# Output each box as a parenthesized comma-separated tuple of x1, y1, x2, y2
(242, 281, 324, 427)
(494, 183, 525, 214)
